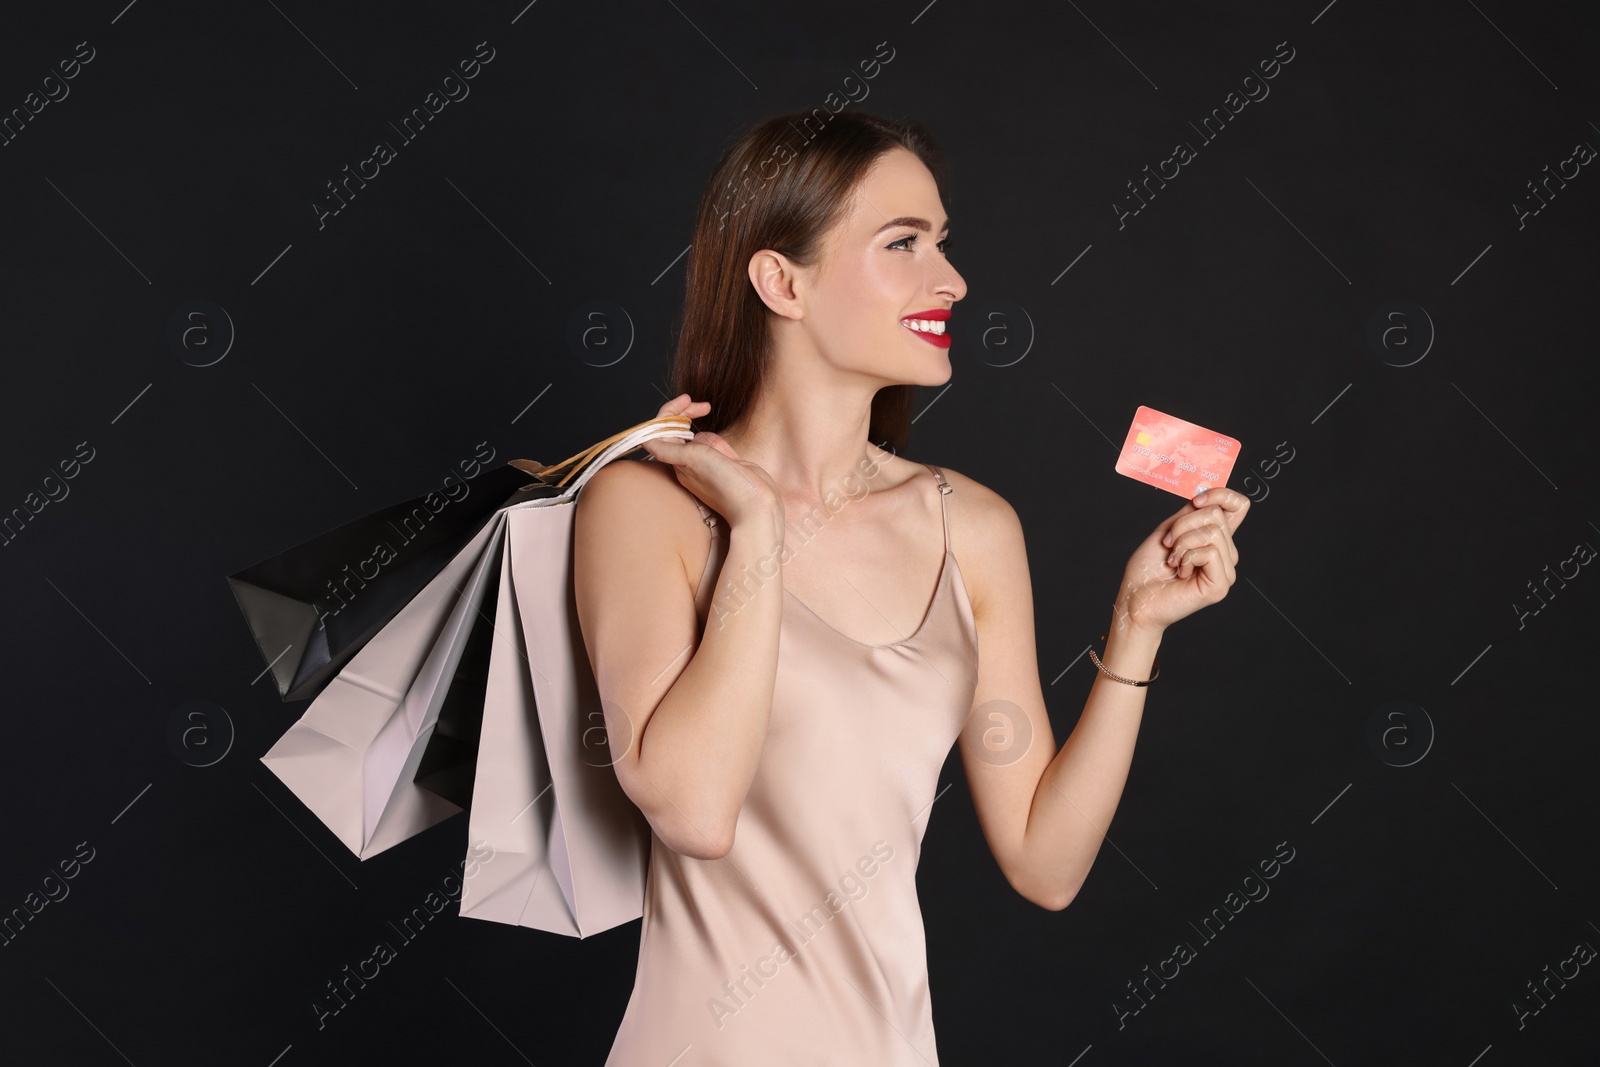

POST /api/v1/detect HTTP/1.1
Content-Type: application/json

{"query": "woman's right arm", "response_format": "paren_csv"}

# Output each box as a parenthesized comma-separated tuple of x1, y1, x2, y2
(573, 457, 786, 860)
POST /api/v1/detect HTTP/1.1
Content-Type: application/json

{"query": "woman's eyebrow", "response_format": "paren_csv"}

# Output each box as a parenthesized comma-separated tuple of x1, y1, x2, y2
(872, 215, 950, 235)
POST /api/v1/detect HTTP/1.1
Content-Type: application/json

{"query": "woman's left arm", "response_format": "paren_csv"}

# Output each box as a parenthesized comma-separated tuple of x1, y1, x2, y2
(953, 480, 1249, 910)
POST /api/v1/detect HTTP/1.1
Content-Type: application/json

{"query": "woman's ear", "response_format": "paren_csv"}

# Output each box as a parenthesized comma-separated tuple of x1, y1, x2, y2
(747, 248, 806, 320)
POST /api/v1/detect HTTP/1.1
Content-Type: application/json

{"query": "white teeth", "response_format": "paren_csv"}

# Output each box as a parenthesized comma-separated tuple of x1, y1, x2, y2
(902, 318, 946, 335)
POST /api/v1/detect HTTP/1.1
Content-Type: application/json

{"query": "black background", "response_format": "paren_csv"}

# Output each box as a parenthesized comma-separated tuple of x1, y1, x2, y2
(2, 1, 1598, 1064)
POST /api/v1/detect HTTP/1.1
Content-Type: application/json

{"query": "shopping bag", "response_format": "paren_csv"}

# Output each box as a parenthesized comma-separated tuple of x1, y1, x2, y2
(259, 504, 514, 859)
(256, 415, 694, 869)
(228, 456, 541, 703)
(459, 416, 699, 936)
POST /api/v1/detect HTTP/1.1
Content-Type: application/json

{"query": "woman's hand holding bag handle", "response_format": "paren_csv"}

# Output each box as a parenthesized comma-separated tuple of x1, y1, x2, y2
(639, 393, 786, 550)
(458, 402, 744, 937)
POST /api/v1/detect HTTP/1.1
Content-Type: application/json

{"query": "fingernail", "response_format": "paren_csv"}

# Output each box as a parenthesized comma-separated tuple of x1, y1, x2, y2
(1162, 532, 1173, 547)
(1193, 491, 1208, 505)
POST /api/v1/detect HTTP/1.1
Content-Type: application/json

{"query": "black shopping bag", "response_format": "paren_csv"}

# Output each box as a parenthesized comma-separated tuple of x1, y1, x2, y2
(227, 455, 554, 702)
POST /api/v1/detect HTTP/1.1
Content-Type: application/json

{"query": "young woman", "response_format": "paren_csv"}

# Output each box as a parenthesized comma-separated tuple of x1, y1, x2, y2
(574, 110, 1247, 1065)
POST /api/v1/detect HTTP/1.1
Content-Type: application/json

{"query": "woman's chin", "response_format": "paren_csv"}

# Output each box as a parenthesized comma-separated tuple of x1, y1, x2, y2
(914, 351, 954, 386)
(864, 342, 953, 387)
(900, 332, 953, 378)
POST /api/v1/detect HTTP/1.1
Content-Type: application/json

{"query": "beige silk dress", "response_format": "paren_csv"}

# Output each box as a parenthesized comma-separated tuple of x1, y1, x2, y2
(605, 464, 980, 1066)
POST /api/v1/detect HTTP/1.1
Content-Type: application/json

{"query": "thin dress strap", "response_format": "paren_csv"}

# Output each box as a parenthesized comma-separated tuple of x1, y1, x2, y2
(688, 494, 724, 618)
(692, 497, 719, 534)
(924, 463, 952, 554)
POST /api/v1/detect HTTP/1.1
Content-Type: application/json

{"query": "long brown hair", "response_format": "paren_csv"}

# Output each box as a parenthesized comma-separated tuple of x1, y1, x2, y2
(668, 110, 950, 455)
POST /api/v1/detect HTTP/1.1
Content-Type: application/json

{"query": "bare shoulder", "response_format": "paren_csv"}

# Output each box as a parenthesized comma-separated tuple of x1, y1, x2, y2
(924, 463, 1026, 619)
(927, 463, 1020, 543)
(574, 456, 702, 593)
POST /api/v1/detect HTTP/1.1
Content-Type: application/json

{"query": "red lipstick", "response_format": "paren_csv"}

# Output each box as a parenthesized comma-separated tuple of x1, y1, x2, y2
(900, 309, 952, 349)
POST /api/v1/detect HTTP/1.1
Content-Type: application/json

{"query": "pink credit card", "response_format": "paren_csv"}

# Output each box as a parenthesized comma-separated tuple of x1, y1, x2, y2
(1113, 405, 1241, 499)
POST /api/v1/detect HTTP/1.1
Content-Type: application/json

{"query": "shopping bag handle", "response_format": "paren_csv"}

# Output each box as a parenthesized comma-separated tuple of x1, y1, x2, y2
(505, 414, 696, 495)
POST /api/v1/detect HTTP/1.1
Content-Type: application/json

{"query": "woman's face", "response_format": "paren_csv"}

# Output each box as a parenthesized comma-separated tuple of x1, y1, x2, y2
(787, 147, 968, 386)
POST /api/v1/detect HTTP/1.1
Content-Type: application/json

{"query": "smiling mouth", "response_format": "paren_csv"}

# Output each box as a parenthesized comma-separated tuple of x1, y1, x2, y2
(901, 316, 952, 348)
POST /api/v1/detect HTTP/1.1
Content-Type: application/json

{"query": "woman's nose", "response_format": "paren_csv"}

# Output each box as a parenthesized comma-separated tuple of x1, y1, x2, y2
(930, 261, 966, 302)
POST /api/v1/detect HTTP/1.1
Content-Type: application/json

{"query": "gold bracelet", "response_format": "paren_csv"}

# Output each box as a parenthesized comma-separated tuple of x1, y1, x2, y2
(1089, 634, 1160, 687)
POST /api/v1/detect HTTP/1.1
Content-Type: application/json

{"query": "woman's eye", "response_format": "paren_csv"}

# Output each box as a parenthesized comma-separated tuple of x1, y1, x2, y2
(887, 234, 951, 255)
